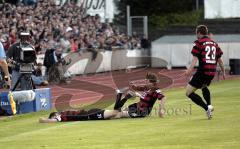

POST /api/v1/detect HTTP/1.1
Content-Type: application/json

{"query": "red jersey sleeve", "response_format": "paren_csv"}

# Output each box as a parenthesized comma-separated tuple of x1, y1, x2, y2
(191, 40, 201, 57)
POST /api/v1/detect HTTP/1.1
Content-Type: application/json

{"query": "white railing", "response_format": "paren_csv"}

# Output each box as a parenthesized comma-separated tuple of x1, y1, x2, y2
(37, 49, 150, 75)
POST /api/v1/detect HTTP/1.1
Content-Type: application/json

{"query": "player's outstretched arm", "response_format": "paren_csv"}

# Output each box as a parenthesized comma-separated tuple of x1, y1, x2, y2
(39, 117, 58, 123)
(130, 83, 145, 91)
(158, 97, 166, 118)
(218, 58, 225, 80)
(130, 83, 158, 92)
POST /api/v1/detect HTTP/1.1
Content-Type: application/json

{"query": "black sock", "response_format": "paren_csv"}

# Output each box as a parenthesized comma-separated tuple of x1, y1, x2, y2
(188, 93, 208, 111)
(114, 93, 122, 110)
(202, 87, 211, 106)
(114, 93, 133, 110)
(118, 93, 133, 109)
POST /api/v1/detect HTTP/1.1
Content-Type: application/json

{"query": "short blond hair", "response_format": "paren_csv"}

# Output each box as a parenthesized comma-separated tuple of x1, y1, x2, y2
(146, 72, 158, 83)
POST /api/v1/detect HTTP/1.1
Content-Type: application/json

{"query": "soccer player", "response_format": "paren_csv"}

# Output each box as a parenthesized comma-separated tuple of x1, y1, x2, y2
(114, 72, 166, 118)
(185, 25, 225, 119)
(39, 72, 166, 123)
(39, 108, 119, 123)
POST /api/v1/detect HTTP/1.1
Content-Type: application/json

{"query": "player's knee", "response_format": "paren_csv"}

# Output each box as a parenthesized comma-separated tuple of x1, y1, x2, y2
(202, 86, 208, 91)
(103, 110, 117, 119)
(113, 111, 124, 119)
(186, 84, 196, 97)
(109, 110, 119, 118)
(186, 90, 193, 97)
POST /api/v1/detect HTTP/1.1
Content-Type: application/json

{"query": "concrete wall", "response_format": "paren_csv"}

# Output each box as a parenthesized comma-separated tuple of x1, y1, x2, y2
(37, 49, 150, 75)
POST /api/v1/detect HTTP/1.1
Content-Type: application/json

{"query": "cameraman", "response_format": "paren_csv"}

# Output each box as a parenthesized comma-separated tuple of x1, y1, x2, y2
(44, 44, 70, 84)
(0, 39, 11, 88)
(6, 32, 36, 90)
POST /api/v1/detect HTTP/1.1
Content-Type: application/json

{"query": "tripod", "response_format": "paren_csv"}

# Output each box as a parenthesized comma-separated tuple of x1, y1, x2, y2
(11, 72, 36, 91)
(10, 72, 36, 114)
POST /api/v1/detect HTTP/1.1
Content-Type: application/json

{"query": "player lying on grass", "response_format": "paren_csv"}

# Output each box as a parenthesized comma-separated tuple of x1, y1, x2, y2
(39, 72, 166, 123)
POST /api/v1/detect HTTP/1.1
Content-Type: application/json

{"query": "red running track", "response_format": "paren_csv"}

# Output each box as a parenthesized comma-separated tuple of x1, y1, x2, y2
(49, 68, 239, 109)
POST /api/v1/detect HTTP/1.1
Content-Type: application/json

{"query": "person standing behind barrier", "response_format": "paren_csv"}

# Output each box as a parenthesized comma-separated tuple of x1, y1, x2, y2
(45, 44, 70, 84)
(0, 40, 11, 88)
(141, 35, 150, 50)
(185, 25, 225, 120)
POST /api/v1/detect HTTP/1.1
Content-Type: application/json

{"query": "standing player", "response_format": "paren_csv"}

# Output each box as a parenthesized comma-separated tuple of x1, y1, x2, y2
(39, 72, 166, 123)
(185, 25, 225, 119)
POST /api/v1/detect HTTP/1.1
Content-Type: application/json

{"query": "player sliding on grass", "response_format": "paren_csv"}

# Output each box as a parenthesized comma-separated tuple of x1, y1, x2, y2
(39, 72, 166, 123)
(185, 25, 225, 120)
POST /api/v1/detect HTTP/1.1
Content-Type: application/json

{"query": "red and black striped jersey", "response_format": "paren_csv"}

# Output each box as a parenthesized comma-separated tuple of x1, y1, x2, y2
(191, 36, 223, 76)
(137, 89, 164, 111)
(60, 110, 88, 122)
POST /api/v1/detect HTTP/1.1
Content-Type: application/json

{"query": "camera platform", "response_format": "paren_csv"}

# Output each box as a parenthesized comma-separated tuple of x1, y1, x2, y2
(11, 72, 36, 91)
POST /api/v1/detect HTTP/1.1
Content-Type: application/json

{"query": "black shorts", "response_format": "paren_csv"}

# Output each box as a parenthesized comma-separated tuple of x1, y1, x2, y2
(189, 72, 214, 89)
(128, 103, 149, 118)
(87, 108, 105, 120)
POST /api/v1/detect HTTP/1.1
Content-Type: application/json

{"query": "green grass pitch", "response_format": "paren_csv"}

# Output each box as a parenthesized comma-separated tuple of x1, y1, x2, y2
(0, 79, 240, 149)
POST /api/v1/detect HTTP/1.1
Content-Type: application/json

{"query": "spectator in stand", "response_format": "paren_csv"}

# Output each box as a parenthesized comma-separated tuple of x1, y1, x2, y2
(70, 37, 78, 53)
(0, 35, 10, 51)
(9, 28, 17, 44)
(141, 35, 150, 50)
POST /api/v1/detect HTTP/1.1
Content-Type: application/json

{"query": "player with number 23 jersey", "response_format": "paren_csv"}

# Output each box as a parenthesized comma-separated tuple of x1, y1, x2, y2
(185, 25, 225, 120)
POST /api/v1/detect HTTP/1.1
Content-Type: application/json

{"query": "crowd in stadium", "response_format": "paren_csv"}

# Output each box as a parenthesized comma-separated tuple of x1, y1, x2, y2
(0, 0, 149, 55)
(0, 0, 151, 86)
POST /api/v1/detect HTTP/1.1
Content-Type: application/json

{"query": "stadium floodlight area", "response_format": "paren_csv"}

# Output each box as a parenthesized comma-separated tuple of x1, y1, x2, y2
(129, 16, 148, 38)
(127, 6, 148, 38)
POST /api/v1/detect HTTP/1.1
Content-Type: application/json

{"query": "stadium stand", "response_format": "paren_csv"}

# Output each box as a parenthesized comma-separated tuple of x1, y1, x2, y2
(0, 0, 149, 85)
(0, 1, 142, 54)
